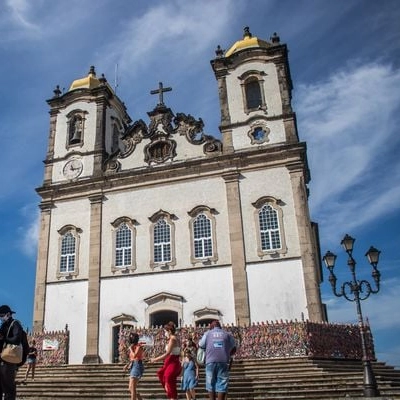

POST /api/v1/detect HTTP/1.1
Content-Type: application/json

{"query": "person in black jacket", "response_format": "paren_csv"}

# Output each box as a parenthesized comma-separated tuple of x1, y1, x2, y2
(0, 305, 23, 400)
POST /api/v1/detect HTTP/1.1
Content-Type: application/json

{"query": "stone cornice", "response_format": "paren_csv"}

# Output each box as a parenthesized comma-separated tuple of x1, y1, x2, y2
(36, 142, 308, 201)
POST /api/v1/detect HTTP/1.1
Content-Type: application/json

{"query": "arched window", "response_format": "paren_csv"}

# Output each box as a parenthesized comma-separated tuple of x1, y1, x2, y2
(60, 232, 76, 272)
(259, 204, 281, 251)
(252, 197, 287, 257)
(245, 78, 262, 109)
(239, 71, 267, 114)
(154, 218, 171, 263)
(57, 225, 81, 278)
(149, 210, 176, 269)
(193, 214, 213, 258)
(111, 217, 137, 272)
(115, 223, 132, 267)
(188, 206, 218, 265)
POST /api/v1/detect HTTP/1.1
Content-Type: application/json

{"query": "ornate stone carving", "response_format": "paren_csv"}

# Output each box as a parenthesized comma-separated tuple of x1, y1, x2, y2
(144, 106, 176, 164)
(174, 113, 222, 155)
(112, 106, 222, 167)
(104, 158, 121, 175)
(248, 120, 270, 144)
(119, 119, 147, 158)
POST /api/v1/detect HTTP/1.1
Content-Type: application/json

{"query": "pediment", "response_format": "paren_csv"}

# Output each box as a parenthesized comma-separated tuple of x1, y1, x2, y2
(144, 292, 185, 306)
(111, 313, 137, 324)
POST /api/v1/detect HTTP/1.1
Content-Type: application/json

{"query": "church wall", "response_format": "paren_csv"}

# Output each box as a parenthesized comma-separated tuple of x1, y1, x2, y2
(98, 267, 235, 363)
(225, 61, 283, 120)
(240, 167, 300, 261)
(45, 281, 88, 364)
(105, 107, 120, 155)
(46, 199, 91, 281)
(53, 101, 97, 157)
(119, 139, 147, 170)
(172, 135, 215, 162)
(247, 259, 308, 321)
(231, 120, 287, 150)
(52, 101, 97, 183)
(100, 176, 231, 275)
(34, 30, 326, 364)
(118, 130, 215, 171)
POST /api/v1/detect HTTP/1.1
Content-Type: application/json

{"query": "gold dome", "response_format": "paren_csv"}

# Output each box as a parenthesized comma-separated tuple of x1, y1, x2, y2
(69, 66, 102, 91)
(225, 27, 272, 58)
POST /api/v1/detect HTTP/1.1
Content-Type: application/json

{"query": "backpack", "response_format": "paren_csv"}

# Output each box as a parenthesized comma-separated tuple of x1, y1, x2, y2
(19, 328, 30, 367)
(12, 320, 30, 367)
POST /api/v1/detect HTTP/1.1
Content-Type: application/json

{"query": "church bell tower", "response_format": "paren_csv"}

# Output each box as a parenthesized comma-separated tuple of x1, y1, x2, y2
(211, 27, 297, 152)
(211, 27, 324, 322)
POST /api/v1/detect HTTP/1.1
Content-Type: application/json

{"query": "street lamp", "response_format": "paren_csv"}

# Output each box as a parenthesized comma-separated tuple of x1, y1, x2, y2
(323, 234, 381, 397)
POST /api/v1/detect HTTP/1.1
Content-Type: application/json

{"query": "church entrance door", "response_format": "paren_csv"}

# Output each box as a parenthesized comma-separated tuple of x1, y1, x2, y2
(150, 310, 178, 328)
(196, 318, 215, 327)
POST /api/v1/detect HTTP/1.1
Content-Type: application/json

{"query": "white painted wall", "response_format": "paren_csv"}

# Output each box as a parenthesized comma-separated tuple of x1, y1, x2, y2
(247, 259, 308, 322)
(230, 119, 286, 150)
(45, 281, 88, 364)
(47, 199, 91, 281)
(98, 267, 235, 363)
(239, 167, 300, 261)
(226, 62, 283, 119)
(100, 176, 231, 276)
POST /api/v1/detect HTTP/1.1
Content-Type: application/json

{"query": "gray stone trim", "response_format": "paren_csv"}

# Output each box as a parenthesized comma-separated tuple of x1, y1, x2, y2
(33, 202, 54, 332)
(222, 171, 250, 325)
(288, 165, 324, 321)
(83, 194, 104, 363)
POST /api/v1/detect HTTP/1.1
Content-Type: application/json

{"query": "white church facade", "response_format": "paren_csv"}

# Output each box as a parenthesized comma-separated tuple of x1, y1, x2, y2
(33, 28, 325, 364)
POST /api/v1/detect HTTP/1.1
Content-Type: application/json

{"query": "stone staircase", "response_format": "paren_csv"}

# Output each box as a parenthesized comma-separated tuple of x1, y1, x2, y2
(15, 357, 400, 399)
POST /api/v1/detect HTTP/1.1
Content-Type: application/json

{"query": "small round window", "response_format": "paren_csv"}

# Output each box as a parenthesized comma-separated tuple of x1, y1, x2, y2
(252, 127, 265, 141)
(248, 124, 270, 145)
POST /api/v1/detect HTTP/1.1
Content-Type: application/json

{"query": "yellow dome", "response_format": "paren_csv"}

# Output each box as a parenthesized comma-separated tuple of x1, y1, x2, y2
(225, 27, 271, 58)
(69, 66, 102, 91)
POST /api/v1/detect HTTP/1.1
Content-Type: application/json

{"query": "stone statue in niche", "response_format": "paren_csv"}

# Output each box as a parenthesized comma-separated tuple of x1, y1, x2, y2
(69, 116, 83, 144)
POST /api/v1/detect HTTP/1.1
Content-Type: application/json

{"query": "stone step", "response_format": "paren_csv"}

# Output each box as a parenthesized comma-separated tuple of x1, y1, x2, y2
(15, 357, 400, 399)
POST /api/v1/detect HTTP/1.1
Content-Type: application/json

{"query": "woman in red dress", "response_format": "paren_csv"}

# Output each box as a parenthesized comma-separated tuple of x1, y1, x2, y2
(150, 321, 182, 400)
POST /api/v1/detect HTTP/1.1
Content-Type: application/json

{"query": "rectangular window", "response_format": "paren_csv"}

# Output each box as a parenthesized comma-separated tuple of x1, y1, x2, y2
(115, 223, 132, 267)
(193, 214, 213, 259)
(60, 233, 76, 272)
(154, 219, 172, 263)
(259, 205, 281, 251)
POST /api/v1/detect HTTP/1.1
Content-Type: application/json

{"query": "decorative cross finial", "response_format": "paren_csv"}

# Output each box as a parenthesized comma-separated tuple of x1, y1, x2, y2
(150, 82, 172, 106)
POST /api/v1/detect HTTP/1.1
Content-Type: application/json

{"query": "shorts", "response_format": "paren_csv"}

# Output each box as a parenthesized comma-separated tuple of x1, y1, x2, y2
(130, 360, 144, 379)
(205, 362, 230, 393)
(27, 358, 37, 364)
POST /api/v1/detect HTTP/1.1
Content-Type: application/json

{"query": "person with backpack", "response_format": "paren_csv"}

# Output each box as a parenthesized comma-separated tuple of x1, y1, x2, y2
(198, 320, 236, 400)
(0, 305, 24, 400)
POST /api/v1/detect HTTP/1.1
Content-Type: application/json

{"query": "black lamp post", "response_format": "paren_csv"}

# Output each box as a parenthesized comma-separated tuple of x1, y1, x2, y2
(323, 234, 381, 397)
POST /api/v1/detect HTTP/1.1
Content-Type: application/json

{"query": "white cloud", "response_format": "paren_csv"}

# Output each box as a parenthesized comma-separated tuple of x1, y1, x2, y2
(17, 204, 39, 258)
(2, 0, 40, 36)
(323, 277, 400, 331)
(98, 0, 240, 78)
(295, 62, 400, 242)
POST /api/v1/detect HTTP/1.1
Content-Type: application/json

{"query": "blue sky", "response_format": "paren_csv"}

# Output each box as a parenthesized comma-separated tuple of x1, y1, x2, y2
(0, 0, 399, 367)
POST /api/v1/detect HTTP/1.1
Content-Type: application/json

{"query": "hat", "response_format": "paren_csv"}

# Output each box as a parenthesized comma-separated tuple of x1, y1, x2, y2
(0, 305, 15, 315)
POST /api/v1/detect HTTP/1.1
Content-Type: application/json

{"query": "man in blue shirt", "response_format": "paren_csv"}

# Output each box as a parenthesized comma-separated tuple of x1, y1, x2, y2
(198, 320, 236, 400)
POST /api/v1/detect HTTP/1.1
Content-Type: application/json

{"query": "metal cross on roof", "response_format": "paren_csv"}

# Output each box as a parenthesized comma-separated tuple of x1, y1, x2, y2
(150, 82, 172, 106)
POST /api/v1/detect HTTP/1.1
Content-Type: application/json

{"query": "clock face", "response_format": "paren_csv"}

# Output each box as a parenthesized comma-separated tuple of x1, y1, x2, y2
(63, 158, 83, 180)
